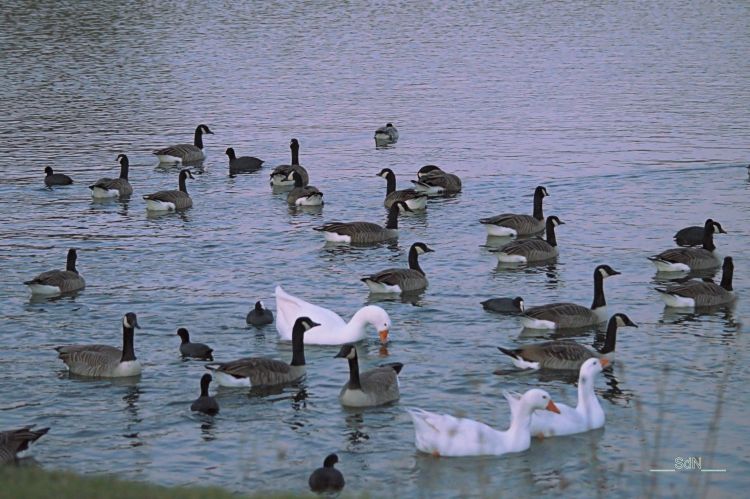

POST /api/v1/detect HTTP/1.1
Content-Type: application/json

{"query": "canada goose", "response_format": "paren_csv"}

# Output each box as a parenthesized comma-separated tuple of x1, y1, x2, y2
(0, 426, 50, 464)
(498, 313, 637, 370)
(205, 317, 318, 387)
(89, 154, 133, 198)
(226, 147, 264, 173)
(143, 169, 194, 211)
(287, 170, 323, 206)
(377, 168, 427, 210)
(361, 242, 434, 293)
(491, 216, 563, 263)
(334, 344, 402, 407)
(270, 138, 309, 187)
(55, 312, 142, 378)
(246, 300, 274, 326)
(44, 166, 73, 187)
(176, 328, 214, 360)
(655, 256, 735, 307)
(313, 201, 411, 244)
(673, 221, 727, 247)
(411, 165, 462, 194)
(480, 186, 549, 237)
(521, 265, 621, 329)
(406, 389, 559, 457)
(481, 297, 524, 314)
(191, 374, 219, 415)
(153, 124, 213, 164)
(309, 454, 345, 493)
(24, 248, 85, 295)
(649, 219, 725, 272)
(374, 123, 398, 144)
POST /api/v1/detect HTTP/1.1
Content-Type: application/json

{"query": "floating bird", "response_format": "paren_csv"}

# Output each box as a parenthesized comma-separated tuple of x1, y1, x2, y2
(246, 300, 274, 326)
(406, 389, 559, 457)
(374, 123, 399, 144)
(334, 344, 402, 407)
(649, 219, 725, 272)
(190, 374, 219, 415)
(0, 426, 50, 464)
(491, 215, 563, 263)
(275, 285, 391, 345)
(308, 454, 345, 493)
(143, 169, 194, 211)
(89, 154, 133, 198)
(55, 312, 142, 378)
(313, 201, 411, 244)
(176, 328, 214, 360)
(480, 186, 549, 237)
(205, 317, 318, 387)
(226, 147, 264, 173)
(655, 256, 735, 307)
(286, 170, 323, 206)
(44, 166, 73, 187)
(361, 242, 434, 294)
(153, 124, 213, 164)
(411, 165, 462, 194)
(270, 138, 308, 187)
(24, 248, 85, 295)
(377, 168, 427, 210)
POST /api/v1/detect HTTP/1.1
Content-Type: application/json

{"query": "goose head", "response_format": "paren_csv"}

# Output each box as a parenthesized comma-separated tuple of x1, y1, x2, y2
(545, 215, 564, 228)
(595, 264, 621, 279)
(704, 219, 726, 235)
(417, 165, 442, 178)
(323, 453, 339, 468)
(520, 388, 560, 414)
(579, 358, 609, 385)
(180, 169, 195, 180)
(116, 154, 129, 166)
(351, 306, 391, 343)
(513, 297, 525, 312)
(376, 168, 394, 179)
(123, 312, 140, 330)
(334, 344, 358, 360)
(197, 124, 213, 135)
(411, 242, 434, 255)
(534, 185, 549, 198)
(385, 123, 394, 128)
(176, 327, 190, 343)
(612, 313, 637, 328)
(294, 316, 320, 333)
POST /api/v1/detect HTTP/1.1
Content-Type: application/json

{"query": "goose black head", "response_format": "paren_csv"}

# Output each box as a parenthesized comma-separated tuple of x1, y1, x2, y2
(711, 220, 726, 234)
(323, 453, 339, 467)
(116, 154, 129, 166)
(612, 313, 637, 328)
(295, 316, 320, 332)
(198, 124, 213, 135)
(386, 123, 394, 128)
(417, 165, 442, 177)
(546, 215, 564, 227)
(123, 312, 140, 330)
(376, 168, 393, 178)
(180, 169, 195, 179)
(334, 344, 357, 360)
(412, 242, 434, 254)
(595, 264, 621, 278)
(44, 166, 53, 175)
(535, 185, 549, 197)
(176, 328, 190, 342)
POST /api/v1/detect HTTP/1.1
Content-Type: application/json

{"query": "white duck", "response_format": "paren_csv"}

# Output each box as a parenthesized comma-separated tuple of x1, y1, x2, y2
(275, 285, 391, 345)
(505, 358, 608, 438)
(406, 389, 559, 457)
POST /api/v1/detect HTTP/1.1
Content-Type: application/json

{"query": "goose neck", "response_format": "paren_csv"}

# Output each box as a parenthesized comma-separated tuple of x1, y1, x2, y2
(591, 271, 606, 309)
(545, 220, 558, 247)
(66, 251, 77, 273)
(291, 145, 299, 166)
(179, 172, 189, 193)
(408, 246, 424, 275)
(577, 374, 602, 415)
(194, 127, 204, 149)
(290, 323, 306, 366)
(120, 325, 136, 362)
(601, 320, 617, 354)
(384, 171, 396, 195)
(702, 224, 716, 251)
(346, 355, 362, 390)
(506, 404, 533, 448)
(533, 192, 544, 221)
(385, 204, 400, 230)
(720, 263, 733, 291)
(119, 158, 129, 180)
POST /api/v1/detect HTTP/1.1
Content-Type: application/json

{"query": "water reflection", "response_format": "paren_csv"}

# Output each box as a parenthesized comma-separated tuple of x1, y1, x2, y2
(660, 304, 736, 327)
(145, 209, 192, 222)
(343, 412, 369, 449)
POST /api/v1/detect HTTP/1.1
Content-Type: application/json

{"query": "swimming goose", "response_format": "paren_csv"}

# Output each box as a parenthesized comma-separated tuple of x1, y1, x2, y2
(491, 216, 563, 263)
(374, 123, 399, 144)
(377, 168, 428, 210)
(521, 264, 621, 329)
(190, 374, 219, 415)
(498, 313, 637, 370)
(655, 256, 735, 307)
(24, 248, 85, 295)
(270, 138, 309, 187)
(205, 317, 318, 387)
(275, 285, 391, 345)
(143, 169, 194, 211)
(287, 170, 323, 206)
(649, 219, 725, 272)
(153, 124, 213, 164)
(176, 328, 214, 360)
(481, 297, 524, 314)
(406, 389, 560, 457)
(506, 358, 608, 438)
(44, 166, 73, 187)
(480, 186, 549, 237)
(674, 222, 727, 247)
(89, 154, 133, 198)
(226, 147, 264, 173)
(361, 242, 434, 294)
(411, 165, 462, 194)
(0, 426, 50, 464)
(314, 201, 411, 244)
(334, 344, 402, 407)
(308, 454, 345, 493)
(55, 312, 142, 378)
(246, 300, 274, 326)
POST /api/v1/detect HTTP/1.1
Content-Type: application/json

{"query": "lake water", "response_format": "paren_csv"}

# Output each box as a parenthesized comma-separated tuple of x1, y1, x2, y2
(1, 1, 748, 497)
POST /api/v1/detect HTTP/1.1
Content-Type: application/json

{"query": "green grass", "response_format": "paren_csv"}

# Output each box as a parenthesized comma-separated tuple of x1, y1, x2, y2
(0, 466, 307, 499)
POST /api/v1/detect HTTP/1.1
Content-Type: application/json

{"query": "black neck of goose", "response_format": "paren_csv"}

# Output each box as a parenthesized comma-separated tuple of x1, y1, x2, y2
(291, 146, 299, 166)
(702, 225, 716, 251)
(408, 246, 425, 275)
(347, 355, 362, 390)
(119, 158, 129, 180)
(545, 221, 558, 247)
(290, 323, 306, 366)
(720, 263, 733, 291)
(293, 172, 304, 188)
(533, 192, 544, 221)
(194, 127, 204, 149)
(384, 172, 396, 194)
(179, 172, 189, 193)
(385, 204, 400, 229)
(200, 377, 210, 397)
(592, 271, 606, 309)
(66, 251, 77, 273)
(120, 325, 136, 362)
(601, 318, 618, 354)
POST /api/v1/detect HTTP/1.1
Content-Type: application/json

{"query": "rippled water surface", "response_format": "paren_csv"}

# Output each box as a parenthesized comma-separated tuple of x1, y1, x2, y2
(1, 1, 749, 497)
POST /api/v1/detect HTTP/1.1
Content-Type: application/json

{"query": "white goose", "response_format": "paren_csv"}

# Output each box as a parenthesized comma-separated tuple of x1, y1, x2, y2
(406, 389, 560, 457)
(275, 285, 391, 345)
(505, 358, 608, 438)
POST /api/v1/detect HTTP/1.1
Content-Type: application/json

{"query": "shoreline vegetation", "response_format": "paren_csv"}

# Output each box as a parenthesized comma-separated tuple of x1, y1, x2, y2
(0, 466, 307, 499)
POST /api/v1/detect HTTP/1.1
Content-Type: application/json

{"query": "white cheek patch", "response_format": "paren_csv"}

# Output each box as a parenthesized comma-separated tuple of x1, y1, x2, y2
(123, 317, 131, 328)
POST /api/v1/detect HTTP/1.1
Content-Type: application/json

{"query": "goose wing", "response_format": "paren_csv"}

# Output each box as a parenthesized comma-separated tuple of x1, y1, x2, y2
(91, 178, 132, 195)
(207, 357, 298, 386)
(480, 213, 541, 233)
(412, 171, 461, 192)
(55, 344, 122, 376)
(524, 303, 595, 323)
(501, 341, 593, 365)
(153, 144, 201, 160)
(359, 366, 400, 399)
(658, 281, 732, 307)
(364, 268, 424, 287)
(314, 222, 383, 237)
(651, 247, 711, 265)
(143, 189, 190, 203)
(271, 165, 309, 184)
(496, 239, 554, 259)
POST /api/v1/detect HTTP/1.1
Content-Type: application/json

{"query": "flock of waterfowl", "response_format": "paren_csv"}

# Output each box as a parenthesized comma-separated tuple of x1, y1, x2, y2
(7, 123, 743, 494)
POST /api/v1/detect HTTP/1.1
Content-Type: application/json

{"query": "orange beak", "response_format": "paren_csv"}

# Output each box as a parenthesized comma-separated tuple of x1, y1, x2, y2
(378, 329, 389, 344)
(546, 400, 560, 414)
(600, 358, 610, 368)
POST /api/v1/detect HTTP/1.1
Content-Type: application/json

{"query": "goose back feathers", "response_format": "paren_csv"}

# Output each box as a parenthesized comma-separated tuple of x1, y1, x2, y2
(411, 165, 462, 194)
(335, 344, 402, 407)
(89, 154, 133, 198)
(314, 201, 410, 244)
(480, 186, 549, 237)
(143, 169, 194, 211)
(24, 248, 85, 295)
(361, 242, 433, 293)
(153, 124, 213, 164)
